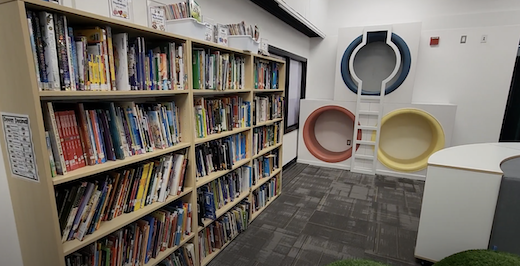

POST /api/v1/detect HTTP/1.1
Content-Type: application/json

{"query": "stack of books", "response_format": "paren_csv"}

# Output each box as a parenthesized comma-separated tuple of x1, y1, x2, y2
(252, 94, 283, 125)
(194, 96, 250, 138)
(226, 21, 260, 41)
(65, 201, 193, 265)
(27, 11, 188, 91)
(253, 122, 281, 155)
(252, 149, 279, 185)
(162, 0, 202, 22)
(254, 60, 279, 90)
(198, 201, 250, 260)
(195, 132, 248, 179)
(43, 101, 182, 175)
(197, 166, 251, 223)
(252, 176, 280, 212)
(192, 49, 246, 91)
(56, 152, 188, 242)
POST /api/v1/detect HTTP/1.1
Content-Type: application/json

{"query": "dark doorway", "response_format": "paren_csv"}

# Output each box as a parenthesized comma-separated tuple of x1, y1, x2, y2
(500, 45, 520, 142)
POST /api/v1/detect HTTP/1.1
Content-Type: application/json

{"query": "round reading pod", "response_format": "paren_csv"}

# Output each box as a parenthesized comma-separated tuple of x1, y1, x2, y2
(303, 105, 361, 163)
(374, 108, 445, 172)
(340, 32, 412, 95)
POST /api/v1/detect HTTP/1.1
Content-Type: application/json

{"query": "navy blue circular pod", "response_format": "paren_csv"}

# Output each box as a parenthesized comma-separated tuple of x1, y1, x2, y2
(340, 32, 411, 96)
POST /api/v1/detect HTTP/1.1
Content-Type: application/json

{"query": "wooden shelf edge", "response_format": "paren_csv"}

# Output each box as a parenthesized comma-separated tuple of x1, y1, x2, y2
(62, 187, 193, 256)
(40, 90, 189, 99)
(191, 39, 251, 56)
(253, 118, 283, 128)
(195, 127, 250, 145)
(253, 54, 286, 64)
(198, 191, 250, 231)
(250, 194, 280, 223)
(195, 158, 250, 188)
(252, 143, 282, 159)
(193, 89, 251, 95)
(143, 233, 195, 266)
(251, 168, 281, 191)
(253, 89, 284, 93)
(53, 143, 191, 185)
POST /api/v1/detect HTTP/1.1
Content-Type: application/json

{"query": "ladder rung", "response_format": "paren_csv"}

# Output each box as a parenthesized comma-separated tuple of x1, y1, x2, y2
(359, 110, 379, 116)
(355, 140, 376, 146)
(358, 125, 377, 130)
(351, 167, 376, 175)
(360, 95, 382, 100)
(354, 154, 374, 160)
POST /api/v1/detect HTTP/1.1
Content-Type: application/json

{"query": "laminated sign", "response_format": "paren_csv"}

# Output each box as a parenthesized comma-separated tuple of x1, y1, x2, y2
(110, 0, 130, 20)
(2, 113, 39, 182)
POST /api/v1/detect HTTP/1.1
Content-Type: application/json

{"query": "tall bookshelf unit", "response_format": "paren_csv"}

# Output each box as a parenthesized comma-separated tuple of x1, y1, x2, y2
(0, 0, 285, 265)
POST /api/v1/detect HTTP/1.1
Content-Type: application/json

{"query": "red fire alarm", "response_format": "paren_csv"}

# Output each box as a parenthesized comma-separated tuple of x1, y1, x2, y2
(430, 37, 440, 46)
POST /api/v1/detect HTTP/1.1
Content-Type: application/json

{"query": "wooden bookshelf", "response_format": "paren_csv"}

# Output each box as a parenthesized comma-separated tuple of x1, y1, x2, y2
(0, 1, 285, 266)
(53, 142, 191, 185)
(250, 194, 281, 222)
(199, 191, 251, 230)
(62, 188, 193, 255)
(253, 118, 283, 128)
(254, 54, 286, 64)
(194, 127, 250, 144)
(251, 168, 282, 191)
(195, 158, 250, 188)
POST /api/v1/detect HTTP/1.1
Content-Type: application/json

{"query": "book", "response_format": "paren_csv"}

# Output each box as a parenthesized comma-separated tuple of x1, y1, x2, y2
(39, 12, 61, 90)
(113, 33, 130, 91)
(45, 131, 57, 177)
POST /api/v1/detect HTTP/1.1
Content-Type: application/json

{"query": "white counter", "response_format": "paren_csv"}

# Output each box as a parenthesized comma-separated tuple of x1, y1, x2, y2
(415, 143, 520, 262)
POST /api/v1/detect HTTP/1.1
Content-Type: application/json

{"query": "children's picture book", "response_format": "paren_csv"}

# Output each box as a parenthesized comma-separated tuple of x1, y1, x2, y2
(110, 0, 131, 20)
(149, 6, 166, 31)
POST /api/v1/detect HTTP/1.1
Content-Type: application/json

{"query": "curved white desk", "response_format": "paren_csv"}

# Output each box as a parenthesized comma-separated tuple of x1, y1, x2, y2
(414, 143, 520, 262)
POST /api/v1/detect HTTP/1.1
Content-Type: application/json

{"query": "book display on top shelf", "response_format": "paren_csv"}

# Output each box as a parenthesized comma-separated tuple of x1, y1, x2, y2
(193, 96, 250, 139)
(27, 9, 188, 92)
(0, 1, 284, 265)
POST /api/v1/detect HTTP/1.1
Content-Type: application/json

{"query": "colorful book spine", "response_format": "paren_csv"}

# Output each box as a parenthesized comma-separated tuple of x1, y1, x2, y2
(68, 27, 79, 90)
(26, 12, 42, 91)
(113, 33, 130, 91)
(45, 131, 57, 177)
(39, 12, 61, 90)
(105, 26, 117, 91)
(30, 11, 49, 90)
(54, 14, 72, 90)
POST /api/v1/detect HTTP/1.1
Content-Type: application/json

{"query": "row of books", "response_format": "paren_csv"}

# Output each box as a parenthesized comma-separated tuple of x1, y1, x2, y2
(253, 95, 284, 125)
(252, 149, 279, 186)
(254, 60, 279, 90)
(197, 166, 251, 222)
(198, 201, 250, 260)
(195, 132, 248, 179)
(27, 10, 188, 91)
(252, 176, 280, 213)
(192, 49, 246, 91)
(253, 123, 281, 155)
(43, 101, 182, 175)
(226, 21, 260, 41)
(157, 245, 195, 266)
(194, 96, 250, 138)
(64, 200, 193, 266)
(56, 152, 188, 242)
(162, 0, 202, 22)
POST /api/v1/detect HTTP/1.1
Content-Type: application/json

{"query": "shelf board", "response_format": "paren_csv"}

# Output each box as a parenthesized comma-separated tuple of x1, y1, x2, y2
(40, 90, 189, 100)
(62, 187, 193, 256)
(195, 127, 250, 145)
(200, 234, 239, 266)
(193, 89, 251, 95)
(251, 168, 281, 191)
(192, 39, 251, 56)
(254, 54, 286, 64)
(253, 118, 283, 128)
(196, 158, 250, 188)
(143, 233, 195, 266)
(23, 0, 187, 42)
(252, 143, 282, 159)
(253, 89, 284, 93)
(198, 191, 250, 230)
(250, 194, 280, 223)
(53, 142, 191, 185)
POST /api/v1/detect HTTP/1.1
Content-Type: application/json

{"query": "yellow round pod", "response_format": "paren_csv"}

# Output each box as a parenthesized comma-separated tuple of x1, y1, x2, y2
(373, 108, 445, 172)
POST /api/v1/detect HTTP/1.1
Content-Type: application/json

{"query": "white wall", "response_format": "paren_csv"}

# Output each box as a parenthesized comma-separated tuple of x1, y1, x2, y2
(0, 149, 23, 266)
(308, 0, 520, 146)
(283, 130, 298, 165)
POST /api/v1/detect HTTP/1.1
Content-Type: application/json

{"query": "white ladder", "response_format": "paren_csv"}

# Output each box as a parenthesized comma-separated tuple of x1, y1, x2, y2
(350, 28, 401, 175)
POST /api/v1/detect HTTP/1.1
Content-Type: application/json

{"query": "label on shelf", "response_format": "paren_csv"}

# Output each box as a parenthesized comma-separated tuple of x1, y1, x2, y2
(1, 113, 39, 182)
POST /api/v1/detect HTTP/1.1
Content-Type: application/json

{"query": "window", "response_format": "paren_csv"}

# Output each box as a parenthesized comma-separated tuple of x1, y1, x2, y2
(269, 46, 307, 133)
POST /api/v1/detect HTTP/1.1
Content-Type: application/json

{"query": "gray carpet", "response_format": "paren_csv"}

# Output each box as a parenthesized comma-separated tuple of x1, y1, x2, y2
(208, 163, 424, 266)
